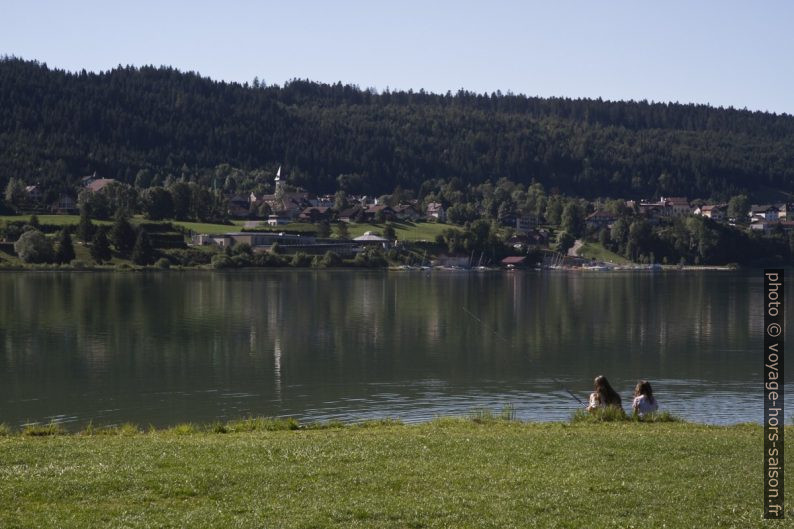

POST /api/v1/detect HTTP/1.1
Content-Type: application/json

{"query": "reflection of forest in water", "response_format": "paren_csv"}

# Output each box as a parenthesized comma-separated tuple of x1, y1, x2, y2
(0, 270, 777, 426)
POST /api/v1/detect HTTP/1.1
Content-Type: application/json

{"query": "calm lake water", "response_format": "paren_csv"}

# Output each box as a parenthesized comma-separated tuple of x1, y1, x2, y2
(0, 270, 790, 428)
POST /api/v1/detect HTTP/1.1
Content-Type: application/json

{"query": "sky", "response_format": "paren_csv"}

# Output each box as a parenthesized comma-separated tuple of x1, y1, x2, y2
(2, 0, 793, 114)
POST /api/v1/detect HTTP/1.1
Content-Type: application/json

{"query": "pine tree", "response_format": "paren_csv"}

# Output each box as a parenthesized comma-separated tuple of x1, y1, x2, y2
(110, 212, 136, 257)
(316, 220, 331, 238)
(54, 229, 75, 264)
(383, 223, 396, 240)
(335, 222, 350, 239)
(131, 229, 155, 265)
(77, 207, 95, 243)
(90, 227, 112, 263)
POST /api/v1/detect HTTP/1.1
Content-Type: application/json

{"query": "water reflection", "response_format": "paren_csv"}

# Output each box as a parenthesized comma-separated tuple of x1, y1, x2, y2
(0, 270, 789, 428)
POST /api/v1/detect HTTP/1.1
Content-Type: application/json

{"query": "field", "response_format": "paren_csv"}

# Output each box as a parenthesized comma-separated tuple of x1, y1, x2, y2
(0, 417, 788, 528)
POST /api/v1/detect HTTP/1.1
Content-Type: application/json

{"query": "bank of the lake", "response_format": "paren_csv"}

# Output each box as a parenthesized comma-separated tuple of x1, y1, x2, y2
(0, 418, 788, 528)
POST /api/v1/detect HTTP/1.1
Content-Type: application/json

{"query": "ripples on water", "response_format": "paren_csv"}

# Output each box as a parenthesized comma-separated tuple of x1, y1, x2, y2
(0, 270, 790, 428)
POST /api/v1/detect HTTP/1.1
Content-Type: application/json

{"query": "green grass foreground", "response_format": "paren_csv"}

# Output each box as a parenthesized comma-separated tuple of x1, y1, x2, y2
(0, 415, 789, 528)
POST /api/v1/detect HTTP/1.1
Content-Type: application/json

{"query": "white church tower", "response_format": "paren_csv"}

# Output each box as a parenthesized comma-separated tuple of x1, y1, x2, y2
(274, 166, 284, 194)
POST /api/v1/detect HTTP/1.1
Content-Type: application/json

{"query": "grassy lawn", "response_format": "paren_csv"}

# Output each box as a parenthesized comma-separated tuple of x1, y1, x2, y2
(0, 215, 246, 234)
(0, 214, 112, 226)
(169, 220, 243, 234)
(577, 241, 632, 265)
(0, 215, 453, 241)
(346, 221, 453, 241)
(217, 220, 455, 241)
(0, 418, 787, 528)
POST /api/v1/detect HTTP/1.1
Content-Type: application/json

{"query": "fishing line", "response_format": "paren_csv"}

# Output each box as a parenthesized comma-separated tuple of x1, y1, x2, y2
(462, 306, 586, 407)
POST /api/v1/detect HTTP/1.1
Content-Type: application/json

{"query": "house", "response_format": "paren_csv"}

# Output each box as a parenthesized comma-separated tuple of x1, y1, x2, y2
(363, 205, 395, 222)
(49, 194, 77, 214)
(338, 207, 362, 223)
(515, 212, 539, 234)
(775, 203, 789, 221)
(84, 178, 117, 193)
(638, 197, 690, 220)
(750, 205, 780, 222)
(638, 200, 666, 221)
(24, 185, 43, 204)
(509, 229, 549, 251)
(267, 193, 313, 219)
(227, 195, 251, 218)
(298, 206, 333, 223)
(426, 202, 446, 222)
(751, 220, 794, 233)
(662, 197, 691, 217)
(311, 195, 335, 208)
(267, 214, 290, 226)
(695, 204, 727, 221)
(585, 210, 617, 230)
(393, 204, 421, 221)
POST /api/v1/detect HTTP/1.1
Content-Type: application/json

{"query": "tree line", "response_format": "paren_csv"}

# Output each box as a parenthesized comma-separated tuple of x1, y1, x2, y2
(1, 57, 793, 202)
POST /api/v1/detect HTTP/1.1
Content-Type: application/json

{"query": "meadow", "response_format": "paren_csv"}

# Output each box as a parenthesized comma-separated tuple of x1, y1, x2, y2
(0, 415, 787, 528)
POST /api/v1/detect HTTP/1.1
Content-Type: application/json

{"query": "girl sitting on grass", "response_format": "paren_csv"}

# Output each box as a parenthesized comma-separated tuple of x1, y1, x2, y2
(632, 380, 658, 418)
(587, 375, 622, 412)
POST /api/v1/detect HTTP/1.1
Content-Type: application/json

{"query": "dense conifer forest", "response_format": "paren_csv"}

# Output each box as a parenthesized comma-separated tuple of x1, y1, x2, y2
(1, 57, 793, 199)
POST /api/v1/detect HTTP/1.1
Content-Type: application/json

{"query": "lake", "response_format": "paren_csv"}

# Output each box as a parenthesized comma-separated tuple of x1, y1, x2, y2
(0, 269, 789, 428)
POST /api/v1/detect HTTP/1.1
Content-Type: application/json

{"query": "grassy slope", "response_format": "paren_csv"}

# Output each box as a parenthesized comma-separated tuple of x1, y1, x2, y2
(0, 420, 788, 528)
(346, 221, 451, 241)
(577, 241, 632, 265)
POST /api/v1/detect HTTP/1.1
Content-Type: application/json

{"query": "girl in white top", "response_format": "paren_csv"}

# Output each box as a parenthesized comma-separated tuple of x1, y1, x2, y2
(632, 380, 658, 418)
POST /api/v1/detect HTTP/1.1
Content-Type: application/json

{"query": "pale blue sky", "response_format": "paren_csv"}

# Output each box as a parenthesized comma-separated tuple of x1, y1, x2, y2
(2, 1, 793, 114)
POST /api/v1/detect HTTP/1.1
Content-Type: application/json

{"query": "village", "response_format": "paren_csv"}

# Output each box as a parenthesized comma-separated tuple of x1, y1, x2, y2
(5, 167, 792, 270)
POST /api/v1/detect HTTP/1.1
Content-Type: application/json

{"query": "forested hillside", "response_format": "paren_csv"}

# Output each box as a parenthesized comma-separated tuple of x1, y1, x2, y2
(1, 57, 793, 199)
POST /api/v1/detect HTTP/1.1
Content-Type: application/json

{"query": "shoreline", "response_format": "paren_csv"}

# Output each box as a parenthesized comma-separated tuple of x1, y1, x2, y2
(0, 410, 774, 437)
(0, 262, 757, 272)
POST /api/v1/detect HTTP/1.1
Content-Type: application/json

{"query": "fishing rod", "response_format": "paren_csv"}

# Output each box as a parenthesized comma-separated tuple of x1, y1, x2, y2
(461, 306, 586, 407)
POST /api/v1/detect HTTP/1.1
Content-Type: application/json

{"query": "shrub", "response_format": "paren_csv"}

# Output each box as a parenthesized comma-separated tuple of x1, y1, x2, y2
(231, 253, 252, 267)
(232, 243, 253, 256)
(155, 257, 171, 269)
(290, 252, 312, 267)
(469, 404, 517, 423)
(163, 423, 199, 435)
(320, 251, 342, 267)
(14, 230, 53, 263)
(166, 248, 214, 266)
(70, 259, 89, 270)
(211, 254, 234, 269)
(253, 252, 286, 267)
(22, 422, 67, 436)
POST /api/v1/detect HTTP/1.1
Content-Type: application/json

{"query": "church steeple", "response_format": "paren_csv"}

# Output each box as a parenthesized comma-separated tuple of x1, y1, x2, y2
(274, 165, 284, 193)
